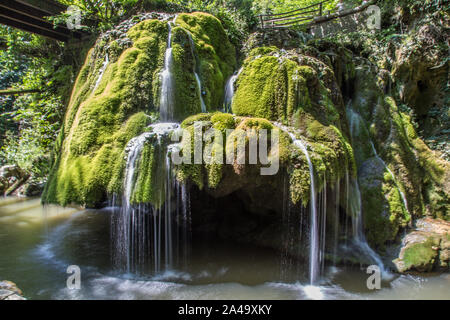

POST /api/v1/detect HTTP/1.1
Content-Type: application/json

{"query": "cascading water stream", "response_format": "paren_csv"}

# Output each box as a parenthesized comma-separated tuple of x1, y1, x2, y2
(160, 20, 176, 121)
(93, 54, 109, 92)
(223, 67, 243, 113)
(275, 124, 319, 284)
(345, 172, 387, 274)
(194, 73, 207, 112)
(185, 31, 206, 113)
(346, 105, 399, 276)
(347, 106, 408, 213)
(112, 123, 192, 274)
(369, 142, 409, 212)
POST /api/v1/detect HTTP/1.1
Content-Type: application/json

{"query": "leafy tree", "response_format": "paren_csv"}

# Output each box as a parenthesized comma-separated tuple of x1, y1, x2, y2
(0, 26, 72, 178)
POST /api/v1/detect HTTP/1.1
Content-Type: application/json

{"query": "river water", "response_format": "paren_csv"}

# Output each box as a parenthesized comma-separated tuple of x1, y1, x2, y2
(0, 197, 448, 300)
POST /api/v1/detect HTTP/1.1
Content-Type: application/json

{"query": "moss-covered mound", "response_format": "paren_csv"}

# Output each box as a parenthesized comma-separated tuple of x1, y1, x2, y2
(42, 13, 235, 207)
(348, 60, 449, 250)
(41, 6, 448, 259)
(231, 47, 355, 205)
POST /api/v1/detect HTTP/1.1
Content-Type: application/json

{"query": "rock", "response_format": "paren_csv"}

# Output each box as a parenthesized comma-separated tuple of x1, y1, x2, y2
(0, 165, 30, 196)
(0, 165, 23, 179)
(393, 218, 450, 273)
(0, 176, 7, 194)
(17, 181, 45, 197)
(0, 280, 26, 300)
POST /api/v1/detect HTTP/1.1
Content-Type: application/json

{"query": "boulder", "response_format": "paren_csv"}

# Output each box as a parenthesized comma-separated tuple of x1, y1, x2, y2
(17, 181, 45, 197)
(393, 218, 450, 273)
(0, 280, 26, 300)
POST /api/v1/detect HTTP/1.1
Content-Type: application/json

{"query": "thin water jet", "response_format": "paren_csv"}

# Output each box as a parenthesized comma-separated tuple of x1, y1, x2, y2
(223, 67, 243, 113)
(275, 124, 319, 284)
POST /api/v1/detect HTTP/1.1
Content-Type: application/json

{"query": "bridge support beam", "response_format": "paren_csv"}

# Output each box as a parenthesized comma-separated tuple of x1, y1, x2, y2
(0, 0, 87, 42)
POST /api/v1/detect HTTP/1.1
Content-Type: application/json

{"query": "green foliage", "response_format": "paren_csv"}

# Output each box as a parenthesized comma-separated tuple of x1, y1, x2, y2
(54, 0, 174, 31)
(0, 26, 74, 179)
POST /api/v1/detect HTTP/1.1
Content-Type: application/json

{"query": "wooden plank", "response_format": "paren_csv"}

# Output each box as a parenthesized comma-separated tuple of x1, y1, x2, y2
(263, 9, 318, 24)
(260, 0, 328, 17)
(313, 0, 375, 24)
(0, 88, 41, 96)
(0, 16, 69, 41)
(3, 0, 57, 19)
(14, 0, 66, 15)
(0, 0, 85, 40)
(271, 15, 315, 27)
(0, 6, 72, 37)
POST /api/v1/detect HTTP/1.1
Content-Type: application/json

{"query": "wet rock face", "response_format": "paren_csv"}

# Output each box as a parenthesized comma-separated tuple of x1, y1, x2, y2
(17, 181, 45, 197)
(0, 281, 26, 300)
(393, 218, 450, 273)
(0, 165, 30, 196)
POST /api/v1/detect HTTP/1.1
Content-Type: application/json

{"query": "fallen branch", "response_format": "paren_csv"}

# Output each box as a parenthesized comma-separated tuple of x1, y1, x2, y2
(0, 88, 41, 96)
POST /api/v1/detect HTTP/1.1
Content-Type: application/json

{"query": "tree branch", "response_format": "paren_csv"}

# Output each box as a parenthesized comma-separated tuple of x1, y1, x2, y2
(0, 89, 41, 96)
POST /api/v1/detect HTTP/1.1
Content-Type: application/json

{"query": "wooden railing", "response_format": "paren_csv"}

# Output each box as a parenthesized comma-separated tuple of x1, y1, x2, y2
(259, 0, 334, 29)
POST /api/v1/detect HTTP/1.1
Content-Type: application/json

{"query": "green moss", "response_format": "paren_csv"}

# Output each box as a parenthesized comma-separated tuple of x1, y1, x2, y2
(175, 12, 236, 113)
(177, 113, 291, 191)
(232, 55, 288, 120)
(130, 141, 167, 207)
(382, 96, 448, 219)
(210, 112, 236, 131)
(403, 238, 440, 272)
(230, 47, 354, 206)
(181, 113, 212, 128)
(43, 111, 151, 207)
(362, 182, 394, 250)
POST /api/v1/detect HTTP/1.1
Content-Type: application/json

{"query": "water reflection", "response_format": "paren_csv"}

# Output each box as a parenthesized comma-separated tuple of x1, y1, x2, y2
(0, 198, 449, 300)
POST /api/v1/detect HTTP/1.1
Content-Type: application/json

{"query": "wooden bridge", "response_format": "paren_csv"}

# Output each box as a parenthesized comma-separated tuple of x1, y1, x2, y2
(259, 0, 376, 30)
(0, 0, 86, 42)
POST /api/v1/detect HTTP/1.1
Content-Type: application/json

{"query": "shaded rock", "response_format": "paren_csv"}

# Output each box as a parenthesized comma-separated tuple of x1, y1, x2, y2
(0, 281, 25, 300)
(393, 218, 450, 273)
(17, 181, 45, 197)
(0, 165, 24, 179)
(0, 165, 30, 196)
(359, 157, 410, 250)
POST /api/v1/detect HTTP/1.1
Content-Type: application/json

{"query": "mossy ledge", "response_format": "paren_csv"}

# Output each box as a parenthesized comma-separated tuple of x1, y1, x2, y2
(42, 13, 236, 207)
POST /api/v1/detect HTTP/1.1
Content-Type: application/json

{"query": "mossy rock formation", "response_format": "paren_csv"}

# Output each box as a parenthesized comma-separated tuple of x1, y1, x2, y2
(42, 13, 236, 207)
(42, 8, 449, 265)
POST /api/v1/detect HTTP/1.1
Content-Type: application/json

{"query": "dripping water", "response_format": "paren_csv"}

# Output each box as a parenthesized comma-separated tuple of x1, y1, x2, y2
(185, 31, 206, 113)
(93, 54, 109, 92)
(112, 123, 191, 274)
(160, 20, 176, 121)
(347, 106, 408, 212)
(223, 67, 243, 113)
(275, 124, 319, 284)
(369, 142, 409, 212)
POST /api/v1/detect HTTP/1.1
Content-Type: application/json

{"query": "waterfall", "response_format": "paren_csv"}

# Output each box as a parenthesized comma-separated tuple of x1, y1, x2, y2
(369, 142, 409, 212)
(185, 31, 206, 113)
(345, 173, 388, 275)
(112, 123, 191, 274)
(346, 105, 399, 276)
(194, 73, 207, 112)
(347, 106, 408, 212)
(275, 124, 319, 284)
(333, 180, 340, 266)
(223, 68, 243, 113)
(160, 21, 176, 121)
(93, 54, 109, 92)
